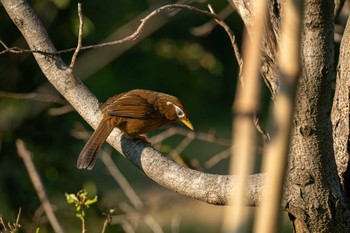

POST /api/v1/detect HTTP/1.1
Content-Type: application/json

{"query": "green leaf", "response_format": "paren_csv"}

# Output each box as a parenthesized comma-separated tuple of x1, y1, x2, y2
(65, 193, 78, 204)
(85, 196, 98, 207)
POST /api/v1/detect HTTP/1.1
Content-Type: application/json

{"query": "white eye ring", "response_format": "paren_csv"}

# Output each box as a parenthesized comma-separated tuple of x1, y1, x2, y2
(174, 105, 185, 118)
(167, 101, 185, 118)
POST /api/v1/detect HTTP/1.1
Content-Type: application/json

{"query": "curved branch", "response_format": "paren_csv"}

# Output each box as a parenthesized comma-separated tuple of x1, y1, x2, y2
(1, 0, 263, 206)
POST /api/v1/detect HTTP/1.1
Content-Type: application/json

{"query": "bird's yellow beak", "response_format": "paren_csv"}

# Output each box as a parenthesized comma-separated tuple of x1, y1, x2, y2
(180, 118, 194, 130)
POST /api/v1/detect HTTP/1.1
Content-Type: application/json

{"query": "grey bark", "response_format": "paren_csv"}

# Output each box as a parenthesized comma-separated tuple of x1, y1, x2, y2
(230, 0, 350, 232)
(282, 1, 349, 231)
(332, 15, 350, 197)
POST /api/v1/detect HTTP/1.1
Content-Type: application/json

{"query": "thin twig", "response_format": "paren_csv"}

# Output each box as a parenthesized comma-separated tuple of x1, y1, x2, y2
(204, 148, 231, 169)
(1, 3, 242, 67)
(191, 4, 235, 37)
(15, 208, 21, 230)
(0, 215, 6, 231)
(70, 3, 83, 69)
(120, 220, 136, 233)
(207, 4, 243, 81)
(100, 149, 144, 209)
(254, 115, 270, 142)
(48, 105, 75, 116)
(58, 4, 232, 54)
(169, 132, 195, 160)
(101, 210, 113, 233)
(0, 39, 56, 56)
(0, 91, 67, 105)
(16, 139, 64, 233)
(81, 211, 85, 233)
(149, 127, 231, 146)
(208, 5, 269, 142)
(0, 39, 8, 49)
(100, 149, 164, 233)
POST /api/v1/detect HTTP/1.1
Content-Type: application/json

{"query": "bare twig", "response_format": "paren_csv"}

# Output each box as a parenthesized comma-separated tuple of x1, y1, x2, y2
(81, 212, 85, 233)
(169, 131, 195, 160)
(101, 209, 114, 233)
(1, 3, 241, 65)
(204, 148, 231, 169)
(100, 150, 144, 210)
(0, 91, 67, 105)
(100, 150, 164, 233)
(0, 39, 36, 55)
(16, 139, 64, 233)
(0, 39, 56, 56)
(149, 127, 231, 147)
(254, 115, 270, 142)
(15, 208, 21, 230)
(120, 220, 136, 233)
(0, 215, 5, 231)
(191, 4, 235, 37)
(70, 3, 83, 69)
(207, 4, 243, 80)
(32, 205, 46, 230)
(171, 215, 181, 233)
(0, 39, 8, 50)
(208, 4, 270, 143)
(0, 208, 22, 232)
(48, 105, 75, 116)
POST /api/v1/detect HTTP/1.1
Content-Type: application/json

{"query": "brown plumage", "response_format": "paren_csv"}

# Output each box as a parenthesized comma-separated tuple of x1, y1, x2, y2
(77, 89, 193, 170)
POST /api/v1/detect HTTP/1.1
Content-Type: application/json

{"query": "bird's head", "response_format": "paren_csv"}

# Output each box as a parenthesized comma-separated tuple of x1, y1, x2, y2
(165, 100, 194, 130)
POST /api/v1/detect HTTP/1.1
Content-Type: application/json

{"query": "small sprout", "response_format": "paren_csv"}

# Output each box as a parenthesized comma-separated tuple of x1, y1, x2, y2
(101, 209, 115, 233)
(85, 195, 98, 207)
(65, 189, 98, 219)
(65, 193, 79, 204)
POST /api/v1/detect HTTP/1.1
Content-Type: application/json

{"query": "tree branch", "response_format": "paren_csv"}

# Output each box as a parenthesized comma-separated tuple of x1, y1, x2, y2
(69, 3, 83, 69)
(16, 139, 64, 233)
(1, 0, 263, 206)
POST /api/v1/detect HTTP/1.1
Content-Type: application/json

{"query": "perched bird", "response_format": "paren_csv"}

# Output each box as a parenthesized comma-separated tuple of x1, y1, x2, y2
(77, 89, 193, 170)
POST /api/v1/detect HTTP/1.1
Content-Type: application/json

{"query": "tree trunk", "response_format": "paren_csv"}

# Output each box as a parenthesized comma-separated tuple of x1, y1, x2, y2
(332, 14, 350, 198)
(282, 1, 349, 232)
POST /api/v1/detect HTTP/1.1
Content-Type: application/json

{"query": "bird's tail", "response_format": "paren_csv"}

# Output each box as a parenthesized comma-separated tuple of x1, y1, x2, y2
(77, 120, 114, 170)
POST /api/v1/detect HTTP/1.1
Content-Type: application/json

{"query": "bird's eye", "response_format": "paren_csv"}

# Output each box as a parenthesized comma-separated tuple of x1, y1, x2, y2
(167, 101, 185, 118)
(174, 105, 185, 118)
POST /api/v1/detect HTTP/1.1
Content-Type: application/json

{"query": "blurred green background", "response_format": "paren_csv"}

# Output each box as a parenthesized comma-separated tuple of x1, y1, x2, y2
(0, 0, 291, 232)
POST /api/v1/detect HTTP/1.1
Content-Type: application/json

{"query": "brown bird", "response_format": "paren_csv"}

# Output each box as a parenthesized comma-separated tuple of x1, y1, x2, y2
(77, 89, 193, 170)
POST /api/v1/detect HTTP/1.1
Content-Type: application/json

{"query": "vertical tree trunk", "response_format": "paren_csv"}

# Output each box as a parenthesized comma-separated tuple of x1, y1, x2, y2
(282, 0, 349, 232)
(332, 15, 350, 198)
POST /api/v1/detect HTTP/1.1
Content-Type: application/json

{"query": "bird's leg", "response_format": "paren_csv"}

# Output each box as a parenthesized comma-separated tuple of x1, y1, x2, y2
(123, 133, 151, 146)
(134, 134, 151, 145)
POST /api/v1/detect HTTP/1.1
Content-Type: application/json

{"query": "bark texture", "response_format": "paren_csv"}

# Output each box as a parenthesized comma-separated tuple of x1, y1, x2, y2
(282, 1, 349, 232)
(230, 0, 281, 98)
(332, 15, 350, 198)
(230, 0, 350, 231)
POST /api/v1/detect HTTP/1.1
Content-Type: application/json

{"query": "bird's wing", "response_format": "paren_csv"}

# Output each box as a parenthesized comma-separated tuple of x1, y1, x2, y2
(105, 92, 159, 119)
